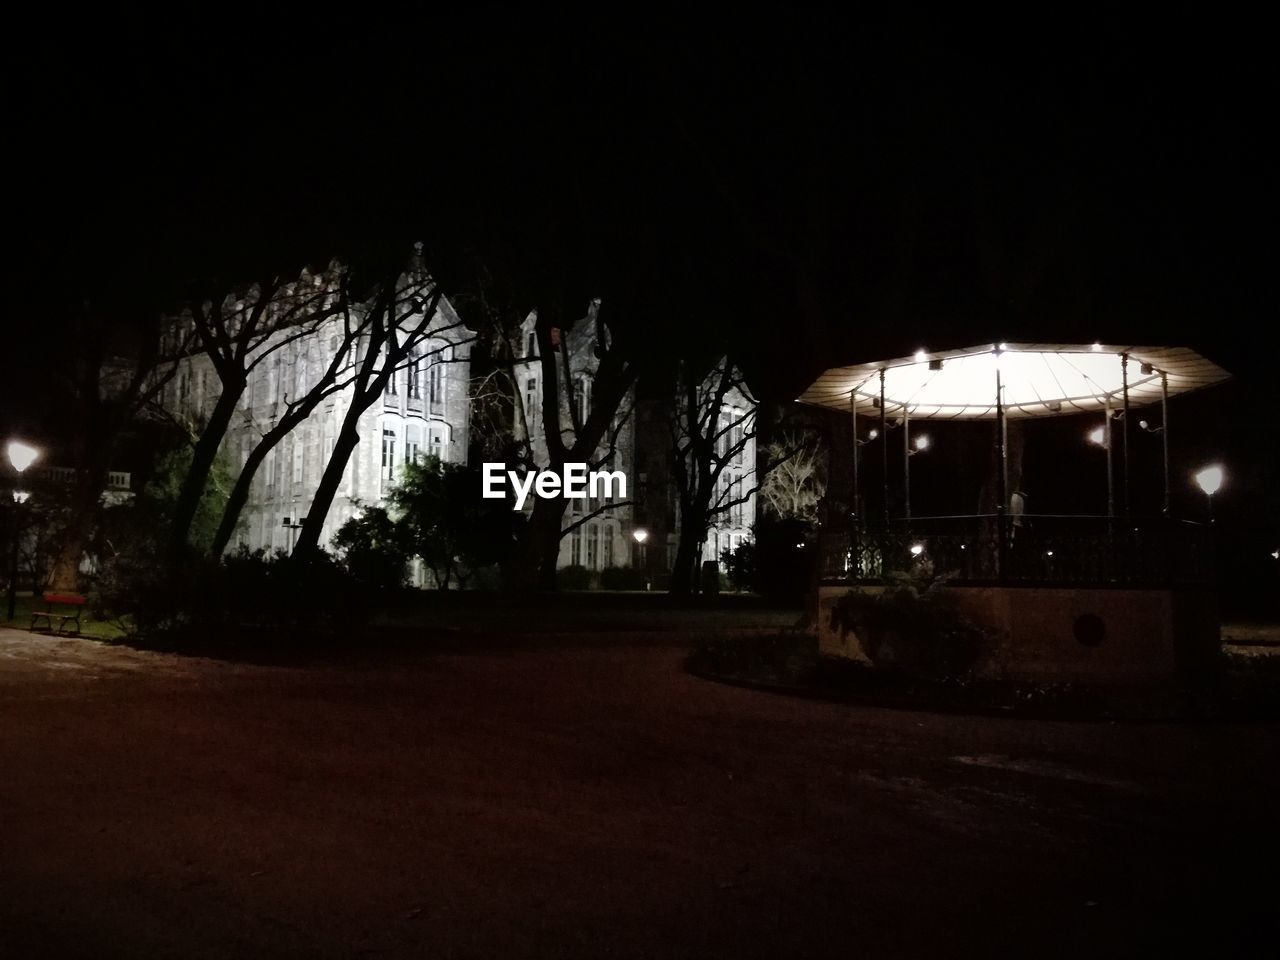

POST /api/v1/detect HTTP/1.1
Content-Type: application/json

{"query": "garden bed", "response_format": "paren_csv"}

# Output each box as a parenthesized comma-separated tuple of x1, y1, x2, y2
(689, 632, 1280, 720)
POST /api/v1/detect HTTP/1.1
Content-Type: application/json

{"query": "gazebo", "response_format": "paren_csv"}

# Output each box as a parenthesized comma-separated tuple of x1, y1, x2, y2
(797, 343, 1230, 684)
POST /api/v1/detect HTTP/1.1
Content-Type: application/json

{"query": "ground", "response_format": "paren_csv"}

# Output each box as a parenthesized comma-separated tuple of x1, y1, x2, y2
(2, 622, 1277, 958)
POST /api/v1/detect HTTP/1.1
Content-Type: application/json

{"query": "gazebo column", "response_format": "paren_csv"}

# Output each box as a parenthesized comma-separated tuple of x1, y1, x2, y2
(1121, 353, 1131, 516)
(879, 369, 888, 522)
(849, 391, 859, 524)
(995, 352, 1007, 582)
(1104, 398, 1115, 518)
(902, 405, 912, 519)
(1161, 371, 1171, 517)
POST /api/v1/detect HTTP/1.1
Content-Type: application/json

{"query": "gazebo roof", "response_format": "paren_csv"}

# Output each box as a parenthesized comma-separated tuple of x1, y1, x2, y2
(797, 343, 1230, 420)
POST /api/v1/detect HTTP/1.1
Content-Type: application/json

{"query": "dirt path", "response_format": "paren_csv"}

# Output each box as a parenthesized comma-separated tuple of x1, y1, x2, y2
(1, 627, 1276, 958)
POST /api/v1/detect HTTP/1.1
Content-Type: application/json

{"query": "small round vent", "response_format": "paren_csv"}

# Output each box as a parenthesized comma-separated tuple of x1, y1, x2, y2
(1073, 613, 1105, 647)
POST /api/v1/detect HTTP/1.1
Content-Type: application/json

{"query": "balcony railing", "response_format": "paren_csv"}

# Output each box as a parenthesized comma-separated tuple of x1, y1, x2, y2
(820, 515, 1215, 588)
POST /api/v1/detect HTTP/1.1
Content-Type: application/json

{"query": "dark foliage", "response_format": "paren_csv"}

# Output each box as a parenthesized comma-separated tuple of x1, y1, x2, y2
(748, 516, 816, 600)
(330, 505, 410, 592)
(557, 565, 593, 591)
(719, 540, 756, 592)
(92, 547, 373, 644)
(828, 576, 986, 681)
(599, 566, 648, 591)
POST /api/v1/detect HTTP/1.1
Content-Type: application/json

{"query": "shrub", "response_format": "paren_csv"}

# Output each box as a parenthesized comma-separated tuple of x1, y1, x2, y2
(720, 541, 755, 592)
(92, 546, 374, 644)
(557, 564, 593, 591)
(828, 575, 986, 681)
(600, 566, 648, 590)
(331, 506, 410, 591)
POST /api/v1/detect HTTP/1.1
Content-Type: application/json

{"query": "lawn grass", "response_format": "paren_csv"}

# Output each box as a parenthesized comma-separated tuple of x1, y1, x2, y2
(0, 593, 127, 642)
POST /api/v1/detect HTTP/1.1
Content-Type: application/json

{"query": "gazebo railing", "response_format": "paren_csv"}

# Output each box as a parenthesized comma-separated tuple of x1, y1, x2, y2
(821, 515, 1215, 588)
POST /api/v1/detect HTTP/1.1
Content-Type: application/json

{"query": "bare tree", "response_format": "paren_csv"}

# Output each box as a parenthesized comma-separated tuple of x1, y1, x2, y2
(292, 249, 471, 555)
(759, 432, 826, 522)
(205, 284, 368, 557)
(166, 260, 349, 558)
(510, 300, 638, 591)
(667, 358, 802, 594)
(667, 357, 758, 594)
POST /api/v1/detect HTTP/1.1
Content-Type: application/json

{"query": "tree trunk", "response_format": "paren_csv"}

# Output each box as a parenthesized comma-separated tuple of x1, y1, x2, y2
(168, 382, 245, 558)
(293, 416, 362, 555)
(209, 438, 272, 558)
(508, 495, 569, 592)
(668, 503, 706, 596)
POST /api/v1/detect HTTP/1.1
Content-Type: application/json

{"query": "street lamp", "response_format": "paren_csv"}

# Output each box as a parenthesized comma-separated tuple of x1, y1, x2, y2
(631, 528, 649, 590)
(7, 440, 41, 620)
(1194, 464, 1225, 522)
(902, 414, 928, 520)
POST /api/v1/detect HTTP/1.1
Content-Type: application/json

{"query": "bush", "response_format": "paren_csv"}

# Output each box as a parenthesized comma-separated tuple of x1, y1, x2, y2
(720, 541, 755, 592)
(331, 506, 409, 591)
(829, 575, 986, 681)
(750, 516, 815, 600)
(92, 546, 374, 645)
(557, 564, 593, 591)
(600, 566, 649, 590)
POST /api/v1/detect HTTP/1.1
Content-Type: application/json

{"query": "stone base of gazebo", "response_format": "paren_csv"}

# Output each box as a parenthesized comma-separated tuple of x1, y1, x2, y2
(817, 583, 1221, 685)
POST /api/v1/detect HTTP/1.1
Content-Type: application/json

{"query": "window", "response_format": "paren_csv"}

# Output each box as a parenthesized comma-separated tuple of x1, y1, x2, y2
(429, 425, 444, 461)
(408, 351, 421, 399)
(526, 331, 536, 357)
(265, 449, 276, 490)
(296, 351, 307, 398)
(381, 429, 397, 480)
(406, 430, 420, 464)
(428, 360, 443, 404)
(293, 438, 304, 484)
(571, 526, 582, 565)
(525, 376, 537, 417)
(586, 523, 598, 570)
(575, 376, 591, 425)
(602, 527, 613, 568)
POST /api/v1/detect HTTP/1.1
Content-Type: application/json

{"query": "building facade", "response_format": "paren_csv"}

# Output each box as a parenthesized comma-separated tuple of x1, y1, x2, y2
(167, 283, 472, 567)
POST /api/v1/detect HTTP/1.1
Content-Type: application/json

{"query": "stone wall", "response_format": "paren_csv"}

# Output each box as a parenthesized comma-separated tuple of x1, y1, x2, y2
(817, 582, 1221, 684)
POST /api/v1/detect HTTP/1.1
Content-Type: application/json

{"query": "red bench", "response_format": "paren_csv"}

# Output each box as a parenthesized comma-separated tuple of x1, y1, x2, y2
(30, 593, 87, 636)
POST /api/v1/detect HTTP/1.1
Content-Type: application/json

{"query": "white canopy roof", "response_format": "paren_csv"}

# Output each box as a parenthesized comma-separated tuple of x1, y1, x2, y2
(798, 343, 1230, 420)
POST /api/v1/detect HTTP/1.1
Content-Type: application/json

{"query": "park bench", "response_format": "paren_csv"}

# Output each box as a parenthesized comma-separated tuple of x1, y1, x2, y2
(30, 593, 86, 636)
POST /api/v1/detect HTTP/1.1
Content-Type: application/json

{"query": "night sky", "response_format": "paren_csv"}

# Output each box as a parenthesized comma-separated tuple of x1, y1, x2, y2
(4, 9, 1275, 574)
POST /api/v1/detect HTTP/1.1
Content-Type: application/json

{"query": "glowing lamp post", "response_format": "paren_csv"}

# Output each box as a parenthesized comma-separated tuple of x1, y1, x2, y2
(1194, 465, 1225, 522)
(632, 528, 649, 590)
(7, 440, 41, 620)
(903, 430, 929, 519)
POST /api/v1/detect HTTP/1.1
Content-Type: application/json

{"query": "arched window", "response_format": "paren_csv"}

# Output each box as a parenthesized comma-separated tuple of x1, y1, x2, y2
(428, 359, 444, 405)
(408, 350, 422, 399)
